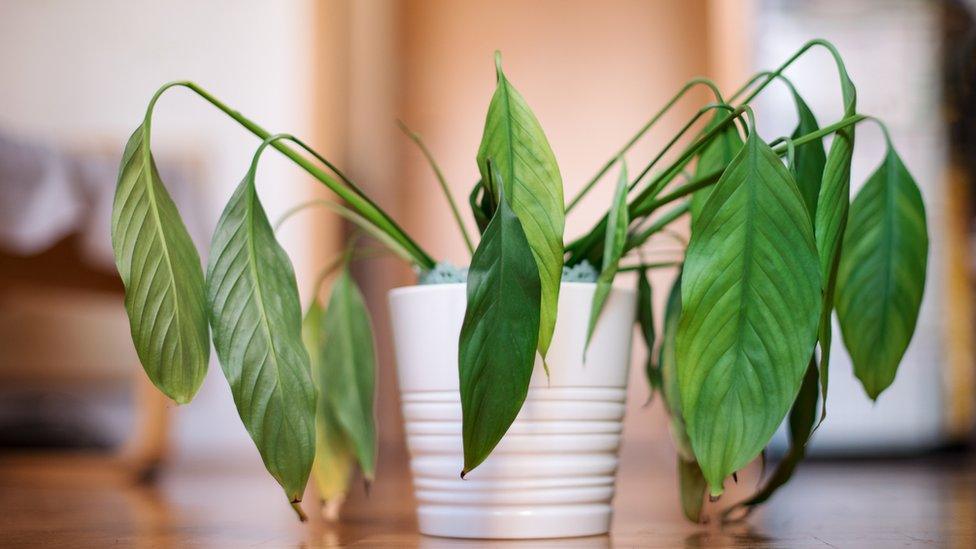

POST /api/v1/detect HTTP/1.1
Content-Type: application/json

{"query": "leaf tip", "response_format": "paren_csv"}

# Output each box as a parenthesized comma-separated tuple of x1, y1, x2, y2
(290, 499, 308, 522)
(168, 388, 195, 406)
(460, 469, 468, 480)
(493, 50, 503, 77)
(862, 382, 883, 402)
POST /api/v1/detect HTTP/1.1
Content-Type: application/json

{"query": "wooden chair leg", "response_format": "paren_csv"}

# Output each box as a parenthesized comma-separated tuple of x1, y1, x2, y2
(119, 374, 171, 483)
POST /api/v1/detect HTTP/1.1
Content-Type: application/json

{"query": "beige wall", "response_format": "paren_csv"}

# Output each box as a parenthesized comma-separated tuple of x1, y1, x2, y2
(400, 0, 711, 261)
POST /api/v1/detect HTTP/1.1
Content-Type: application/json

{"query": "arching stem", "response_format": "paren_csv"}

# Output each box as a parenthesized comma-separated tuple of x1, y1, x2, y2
(397, 119, 474, 254)
(566, 77, 725, 213)
(146, 81, 435, 269)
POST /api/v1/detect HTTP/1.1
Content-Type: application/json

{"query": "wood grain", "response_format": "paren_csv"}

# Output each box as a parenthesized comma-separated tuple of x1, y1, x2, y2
(1, 440, 973, 548)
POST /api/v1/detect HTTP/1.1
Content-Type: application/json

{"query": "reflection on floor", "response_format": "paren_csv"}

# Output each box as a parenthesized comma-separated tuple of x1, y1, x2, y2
(0, 442, 973, 548)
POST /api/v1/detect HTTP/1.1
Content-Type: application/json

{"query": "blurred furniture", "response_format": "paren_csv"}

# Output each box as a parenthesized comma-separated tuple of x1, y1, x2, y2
(0, 131, 203, 480)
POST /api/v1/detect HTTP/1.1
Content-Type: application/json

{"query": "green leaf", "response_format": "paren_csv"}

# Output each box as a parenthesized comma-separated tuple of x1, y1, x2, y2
(111, 125, 210, 405)
(788, 90, 827, 219)
(320, 268, 378, 479)
(302, 302, 356, 519)
(689, 113, 743, 222)
(637, 268, 659, 396)
(836, 146, 928, 399)
(206, 168, 315, 507)
(725, 357, 819, 519)
(659, 273, 692, 458)
(659, 273, 708, 522)
(468, 180, 494, 235)
(476, 52, 565, 358)
(458, 184, 541, 475)
(814, 62, 857, 419)
(676, 131, 822, 496)
(586, 162, 629, 348)
(678, 457, 708, 523)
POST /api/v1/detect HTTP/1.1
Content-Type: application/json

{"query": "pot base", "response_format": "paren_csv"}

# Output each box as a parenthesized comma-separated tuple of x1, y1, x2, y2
(417, 503, 610, 539)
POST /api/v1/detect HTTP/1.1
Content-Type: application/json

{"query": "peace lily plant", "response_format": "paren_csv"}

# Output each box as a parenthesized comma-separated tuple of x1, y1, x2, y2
(111, 39, 928, 524)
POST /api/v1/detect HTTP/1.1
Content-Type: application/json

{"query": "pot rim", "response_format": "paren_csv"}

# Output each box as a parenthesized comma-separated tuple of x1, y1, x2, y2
(388, 281, 637, 299)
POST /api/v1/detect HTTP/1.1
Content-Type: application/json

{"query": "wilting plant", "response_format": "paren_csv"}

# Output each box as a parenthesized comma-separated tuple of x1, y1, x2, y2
(111, 39, 928, 522)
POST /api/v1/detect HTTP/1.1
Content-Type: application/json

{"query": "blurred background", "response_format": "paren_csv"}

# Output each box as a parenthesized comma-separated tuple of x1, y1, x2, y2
(1, 0, 974, 545)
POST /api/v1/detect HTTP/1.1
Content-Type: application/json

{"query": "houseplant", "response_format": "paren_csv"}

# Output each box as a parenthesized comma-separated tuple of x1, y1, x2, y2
(111, 38, 928, 534)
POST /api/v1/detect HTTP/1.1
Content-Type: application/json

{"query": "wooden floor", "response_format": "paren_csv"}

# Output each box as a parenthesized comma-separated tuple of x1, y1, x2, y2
(1, 444, 974, 548)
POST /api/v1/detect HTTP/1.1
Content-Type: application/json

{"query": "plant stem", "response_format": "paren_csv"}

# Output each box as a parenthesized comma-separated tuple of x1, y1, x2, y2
(150, 81, 435, 269)
(773, 114, 866, 151)
(624, 201, 691, 252)
(734, 39, 851, 107)
(397, 120, 474, 254)
(645, 113, 865, 212)
(307, 247, 390, 306)
(618, 261, 682, 272)
(628, 103, 737, 194)
(565, 77, 724, 213)
(566, 112, 866, 265)
(271, 197, 416, 264)
(564, 105, 747, 264)
(567, 39, 854, 265)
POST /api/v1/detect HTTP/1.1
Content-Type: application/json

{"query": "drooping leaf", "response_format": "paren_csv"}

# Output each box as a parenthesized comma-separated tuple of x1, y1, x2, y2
(321, 268, 378, 479)
(458, 184, 541, 475)
(638, 268, 659, 397)
(814, 60, 857, 420)
(676, 131, 822, 496)
(678, 457, 708, 523)
(586, 162, 629, 348)
(302, 302, 355, 521)
(111, 124, 210, 404)
(788, 90, 827, 219)
(836, 146, 928, 399)
(476, 52, 565, 358)
(689, 113, 743, 222)
(725, 357, 819, 519)
(312, 410, 356, 521)
(206, 169, 315, 509)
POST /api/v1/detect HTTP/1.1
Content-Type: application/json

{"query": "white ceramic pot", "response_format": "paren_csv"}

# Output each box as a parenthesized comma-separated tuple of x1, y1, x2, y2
(388, 282, 636, 539)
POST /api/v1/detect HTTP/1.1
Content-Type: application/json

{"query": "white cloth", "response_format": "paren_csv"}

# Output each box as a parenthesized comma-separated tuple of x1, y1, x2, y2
(0, 130, 205, 270)
(0, 132, 82, 256)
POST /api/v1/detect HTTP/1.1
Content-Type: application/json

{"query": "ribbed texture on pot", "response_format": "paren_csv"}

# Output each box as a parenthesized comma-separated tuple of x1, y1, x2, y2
(389, 283, 636, 539)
